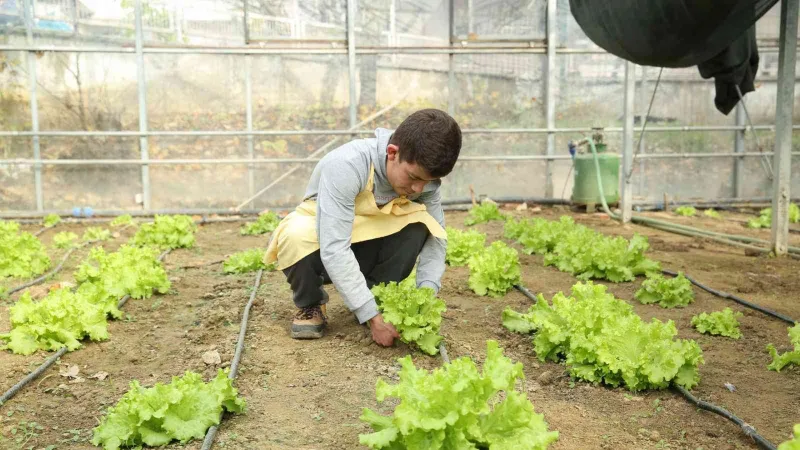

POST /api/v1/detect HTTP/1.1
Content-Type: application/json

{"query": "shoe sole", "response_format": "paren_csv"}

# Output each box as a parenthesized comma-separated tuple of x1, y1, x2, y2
(291, 325, 325, 339)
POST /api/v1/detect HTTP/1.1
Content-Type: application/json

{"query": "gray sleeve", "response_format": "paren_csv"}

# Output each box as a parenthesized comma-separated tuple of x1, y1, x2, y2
(316, 159, 379, 323)
(414, 186, 447, 294)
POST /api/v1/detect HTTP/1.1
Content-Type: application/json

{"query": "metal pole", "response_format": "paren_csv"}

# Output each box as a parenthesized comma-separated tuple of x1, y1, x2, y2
(245, 55, 255, 209)
(467, 0, 474, 35)
(389, 0, 396, 65)
(734, 102, 745, 198)
(771, 0, 798, 256)
(448, 0, 455, 115)
(23, 0, 43, 212)
(638, 65, 646, 196)
(175, 1, 183, 43)
(544, 0, 556, 198)
(243, 0, 250, 43)
(346, 0, 357, 128)
(72, 0, 79, 35)
(135, 0, 151, 210)
(621, 61, 635, 223)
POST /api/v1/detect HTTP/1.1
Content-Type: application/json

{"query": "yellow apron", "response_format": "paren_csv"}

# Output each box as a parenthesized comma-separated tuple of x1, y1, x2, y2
(264, 164, 446, 270)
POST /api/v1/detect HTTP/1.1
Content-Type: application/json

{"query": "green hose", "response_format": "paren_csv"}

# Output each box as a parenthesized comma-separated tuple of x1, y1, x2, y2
(584, 137, 800, 256)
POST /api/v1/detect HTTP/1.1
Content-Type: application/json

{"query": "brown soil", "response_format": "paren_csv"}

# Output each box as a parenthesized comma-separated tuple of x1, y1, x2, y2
(1, 207, 799, 450)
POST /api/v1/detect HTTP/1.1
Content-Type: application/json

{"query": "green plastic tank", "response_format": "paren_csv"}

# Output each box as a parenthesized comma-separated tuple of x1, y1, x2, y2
(571, 143, 620, 206)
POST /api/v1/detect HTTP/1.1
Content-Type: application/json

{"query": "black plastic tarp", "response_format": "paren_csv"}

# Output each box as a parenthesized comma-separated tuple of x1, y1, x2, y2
(569, 0, 780, 114)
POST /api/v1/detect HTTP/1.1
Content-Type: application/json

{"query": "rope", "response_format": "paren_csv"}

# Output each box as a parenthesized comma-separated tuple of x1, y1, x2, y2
(662, 270, 796, 325)
(626, 67, 663, 182)
(735, 85, 774, 180)
(201, 268, 264, 450)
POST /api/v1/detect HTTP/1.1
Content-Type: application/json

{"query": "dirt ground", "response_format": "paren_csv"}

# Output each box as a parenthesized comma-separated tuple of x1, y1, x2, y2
(1, 206, 799, 450)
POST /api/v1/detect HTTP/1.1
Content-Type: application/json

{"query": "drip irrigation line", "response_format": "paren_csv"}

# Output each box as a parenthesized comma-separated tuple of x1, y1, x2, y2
(0, 347, 68, 406)
(202, 268, 264, 450)
(0, 247, 173, 408)
(33, 226, 50, 237)
(514, 284, 539, 303)
(181, 258, 226, 270)
(662, 270, 796, 325)
(438, 342, 451, 365)
(672, 385, 776, 450)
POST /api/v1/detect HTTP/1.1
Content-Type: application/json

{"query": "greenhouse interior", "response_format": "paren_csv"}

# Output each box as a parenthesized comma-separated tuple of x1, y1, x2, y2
(1, 0, 799, 449)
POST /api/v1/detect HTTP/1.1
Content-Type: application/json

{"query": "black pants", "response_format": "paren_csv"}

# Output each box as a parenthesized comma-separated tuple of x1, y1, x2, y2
(282, 223, 429, 308)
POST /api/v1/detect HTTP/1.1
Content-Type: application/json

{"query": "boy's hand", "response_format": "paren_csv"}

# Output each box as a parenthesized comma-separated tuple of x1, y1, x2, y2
(368, 313, 400, 347)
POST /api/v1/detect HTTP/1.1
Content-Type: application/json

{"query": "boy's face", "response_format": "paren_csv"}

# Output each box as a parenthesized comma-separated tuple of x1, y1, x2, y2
(386, 144, 437, 196)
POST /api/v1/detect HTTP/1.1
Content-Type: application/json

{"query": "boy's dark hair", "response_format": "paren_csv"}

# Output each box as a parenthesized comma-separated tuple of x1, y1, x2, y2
(389, 109, 461, 178)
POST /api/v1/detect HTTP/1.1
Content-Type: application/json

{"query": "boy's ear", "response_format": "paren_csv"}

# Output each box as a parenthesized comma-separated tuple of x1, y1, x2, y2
(387, 144, 400, 160)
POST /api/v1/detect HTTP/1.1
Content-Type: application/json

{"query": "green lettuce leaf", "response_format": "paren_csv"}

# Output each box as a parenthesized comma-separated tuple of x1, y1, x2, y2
(635, 272, 694, 308)
(43, 214, 61, 227)
(131, 214, 197, 249)
(0, 220, 51, 279)
(371, 277, 446, 355)
(53, 231, 79, 249)
(91, 369, 246, 450)
(445, 227, 486, 267)
(110, 214, 135, 227)
(703, 209, 721, 219)
(778, 424, 800, 450)
(465, 200, 507, 226)
(767, 323, 800, 372)
(223, 249, 271, 274)
(748, 204, 800, 228)
(359, 340, 559, 449)
(74, 245, 171, 314)
(83, 227, 111, 242)
(240, 211, 280, 235)
(467, 241, 521, 298)
(674, 206, 696, 217)
(0, 289, 109, 355)
(506, 216, 660, 282)
(691, 308, 743, 339)
(503, 281, 704, 391)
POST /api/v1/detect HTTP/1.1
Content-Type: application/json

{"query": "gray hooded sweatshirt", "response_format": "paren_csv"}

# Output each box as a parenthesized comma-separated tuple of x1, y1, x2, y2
(301, 128, 447, 323)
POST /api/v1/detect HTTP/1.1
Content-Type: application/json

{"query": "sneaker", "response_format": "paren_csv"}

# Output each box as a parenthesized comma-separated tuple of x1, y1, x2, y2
(291, 305, 327, 339)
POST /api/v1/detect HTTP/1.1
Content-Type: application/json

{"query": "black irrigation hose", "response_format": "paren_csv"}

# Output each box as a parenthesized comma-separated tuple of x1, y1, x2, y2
(33, 226, 49, 237)
(7, 247, 79, 296)
(514, 284, 539, 303)
(0, 247, 173, 408)
(0, 347, 68, 406)
(662, 270, 797, 325)
(438, 342, 451, 364)
(201, 268, 264, 450)
(673, 385, 777, 450)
